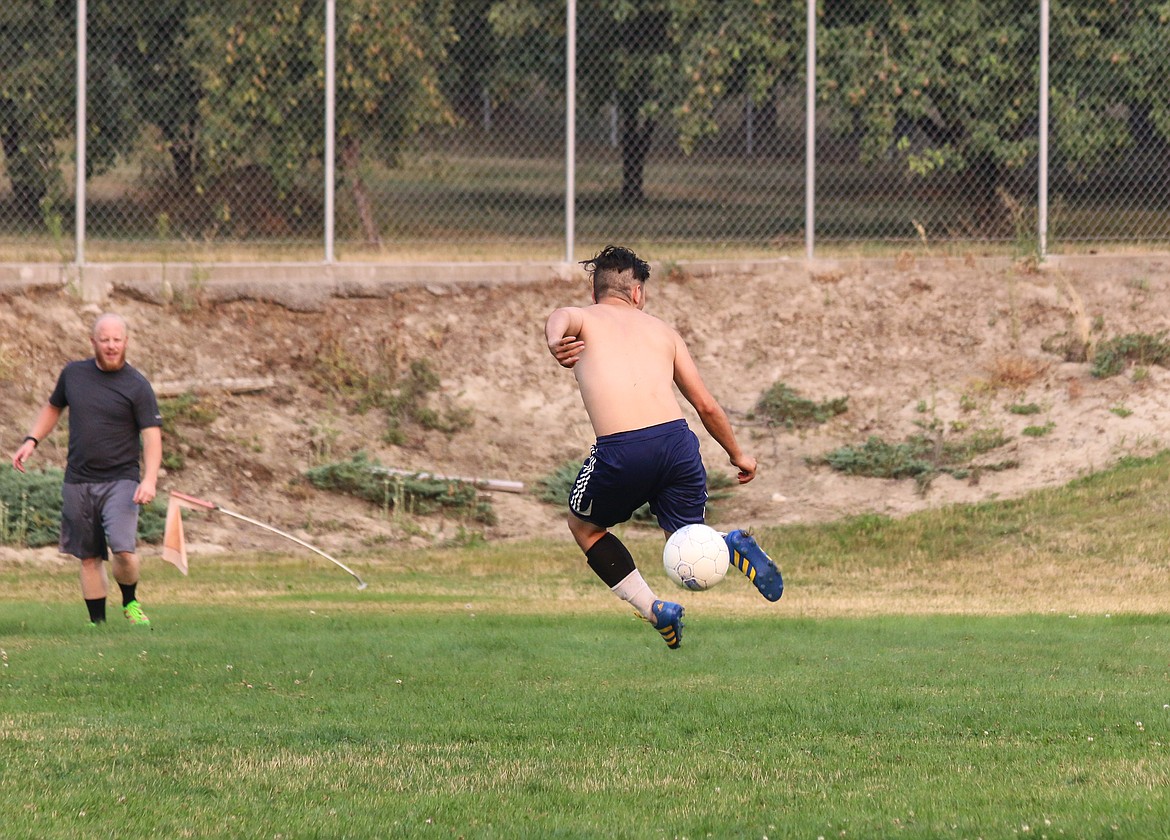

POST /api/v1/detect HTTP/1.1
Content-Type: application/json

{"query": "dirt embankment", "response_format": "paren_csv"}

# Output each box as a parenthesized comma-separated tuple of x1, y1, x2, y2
(3, 254, 1170, 556)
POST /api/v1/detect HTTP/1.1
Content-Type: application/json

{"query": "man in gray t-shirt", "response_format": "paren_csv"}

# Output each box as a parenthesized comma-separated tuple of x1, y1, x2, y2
(11, 313, 163, 627)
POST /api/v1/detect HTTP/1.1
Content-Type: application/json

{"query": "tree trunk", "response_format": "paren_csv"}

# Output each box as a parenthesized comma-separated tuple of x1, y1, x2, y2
(619, 99, 655, 203)
(340, 135, 382, 246)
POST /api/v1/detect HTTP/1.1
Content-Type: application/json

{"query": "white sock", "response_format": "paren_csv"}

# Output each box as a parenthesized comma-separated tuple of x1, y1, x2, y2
(611, 569, 657, 620)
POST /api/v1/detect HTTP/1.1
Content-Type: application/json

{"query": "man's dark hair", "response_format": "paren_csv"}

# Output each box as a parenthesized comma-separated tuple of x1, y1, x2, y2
(580, 245, 651, 301)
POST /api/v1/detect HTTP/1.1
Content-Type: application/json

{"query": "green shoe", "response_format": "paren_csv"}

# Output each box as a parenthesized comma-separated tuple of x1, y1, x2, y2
(123, 600, 151, 626)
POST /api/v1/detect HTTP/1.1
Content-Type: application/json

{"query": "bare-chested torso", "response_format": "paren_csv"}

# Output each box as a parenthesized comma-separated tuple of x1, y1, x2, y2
(569, 302, 685, 437)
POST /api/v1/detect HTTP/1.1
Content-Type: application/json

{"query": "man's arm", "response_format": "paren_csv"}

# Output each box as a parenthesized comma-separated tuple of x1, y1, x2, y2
(545, 306, 587, 369)
(11, 403, 62, 473)
(135, 425, 162, 505)
(671, 335, 757, 484)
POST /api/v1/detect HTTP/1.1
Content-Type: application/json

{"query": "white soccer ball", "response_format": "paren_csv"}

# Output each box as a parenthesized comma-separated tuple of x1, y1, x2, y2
(663, 523, 729, 591)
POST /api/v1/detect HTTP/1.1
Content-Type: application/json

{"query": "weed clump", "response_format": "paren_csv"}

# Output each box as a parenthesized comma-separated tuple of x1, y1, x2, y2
(158, 392, 219, 471)
(812, 426, 1017, 494)
(1090, 332, 1170, 379)
(304, 452, 495, 525)
(751, 382, 848, 429)
(307, 331, 472, 443)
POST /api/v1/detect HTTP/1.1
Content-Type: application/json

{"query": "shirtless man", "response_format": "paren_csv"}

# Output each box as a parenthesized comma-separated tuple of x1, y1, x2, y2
(545, 245, 783, 649)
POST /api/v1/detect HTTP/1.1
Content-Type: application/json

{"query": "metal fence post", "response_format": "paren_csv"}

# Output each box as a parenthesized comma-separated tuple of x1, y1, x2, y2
(325, 0, 336, 264)
(75, 0, 87, 267)
(565, 0, 577, 264)
(1038, 0, 1049, 262)
(805, 0, 816, 260)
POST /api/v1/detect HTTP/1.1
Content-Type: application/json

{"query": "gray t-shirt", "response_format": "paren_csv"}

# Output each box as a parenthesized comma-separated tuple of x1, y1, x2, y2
(49, 359, 162, 484)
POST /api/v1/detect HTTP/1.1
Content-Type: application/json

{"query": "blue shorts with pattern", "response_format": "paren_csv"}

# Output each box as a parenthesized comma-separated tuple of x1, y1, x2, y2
(569, 418, 707, 533)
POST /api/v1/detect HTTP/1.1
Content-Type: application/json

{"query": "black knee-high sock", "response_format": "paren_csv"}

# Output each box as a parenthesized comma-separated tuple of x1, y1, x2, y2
(85, 598, 107, 623)
(585, 533, 637, 588)
(118, 582, 137, 607)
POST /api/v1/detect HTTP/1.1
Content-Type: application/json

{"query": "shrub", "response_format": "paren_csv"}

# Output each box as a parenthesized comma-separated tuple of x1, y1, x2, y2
(0, 468, 165, 547)
(304, 452, 495, 525)
(812, 427, 1017, 494)
(751, 382, 848, 429)
(1091, 332, 1170, 378)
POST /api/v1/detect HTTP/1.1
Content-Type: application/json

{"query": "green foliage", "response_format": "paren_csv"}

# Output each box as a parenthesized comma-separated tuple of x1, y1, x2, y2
(813, 426, 1016, 493)
(1006, 402, 1042, 415)
(751, 382, 848, 429)
(187, 0, 455, 242)
(380, 360, 474, 441)
(309, 336, 472, 443)
(160, 391, 219, 431)
(817, 0, 1170, 235)
(488, 0, 801, 199)
(1090, 331, 1170, 378)
(304, 452, 495, 525)
(0, 467, 165, 548)
(0, 468, 65, 547)
(1022, 422, 1056, 438)
(158, 392, 218, 471)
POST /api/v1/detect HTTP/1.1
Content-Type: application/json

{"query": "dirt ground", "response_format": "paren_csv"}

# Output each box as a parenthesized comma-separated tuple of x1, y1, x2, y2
(4, 253, 1170, 559)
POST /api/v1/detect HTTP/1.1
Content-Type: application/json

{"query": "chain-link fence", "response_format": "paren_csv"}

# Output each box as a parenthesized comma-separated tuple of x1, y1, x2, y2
(2, 1, 1168, 264)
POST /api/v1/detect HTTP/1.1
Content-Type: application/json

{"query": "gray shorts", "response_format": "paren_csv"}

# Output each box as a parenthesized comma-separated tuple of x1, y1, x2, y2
(60, 480, 141, 560)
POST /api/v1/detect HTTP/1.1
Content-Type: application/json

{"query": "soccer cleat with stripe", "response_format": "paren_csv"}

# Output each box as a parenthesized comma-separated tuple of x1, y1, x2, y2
(650, 600, 684, 649)
(725, 530, 784, 602)
(123, 600, 151, 626)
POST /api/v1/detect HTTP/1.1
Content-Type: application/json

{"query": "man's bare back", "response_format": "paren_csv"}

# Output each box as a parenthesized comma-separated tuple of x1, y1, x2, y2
(555, 300, 685, 436)
(546, 248, 754, 484)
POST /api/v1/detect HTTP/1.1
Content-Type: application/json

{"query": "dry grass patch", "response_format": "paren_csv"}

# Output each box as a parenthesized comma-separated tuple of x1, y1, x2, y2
(987, 353, 1048, 389)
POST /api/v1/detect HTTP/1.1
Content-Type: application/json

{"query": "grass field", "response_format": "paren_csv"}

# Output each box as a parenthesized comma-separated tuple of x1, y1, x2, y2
(4, 455, 1170, 838)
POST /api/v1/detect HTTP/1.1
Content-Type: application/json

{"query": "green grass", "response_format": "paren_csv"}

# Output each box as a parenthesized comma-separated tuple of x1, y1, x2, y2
(2, 607, 1168, 839)
(5, 453, 1170, 838)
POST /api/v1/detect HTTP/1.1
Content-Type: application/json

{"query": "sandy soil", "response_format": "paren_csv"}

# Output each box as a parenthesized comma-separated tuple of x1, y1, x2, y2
(4, 253, 1170, 558)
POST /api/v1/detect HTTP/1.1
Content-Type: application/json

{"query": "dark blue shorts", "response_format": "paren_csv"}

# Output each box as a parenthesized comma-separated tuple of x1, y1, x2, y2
(568, 419, 707, 533)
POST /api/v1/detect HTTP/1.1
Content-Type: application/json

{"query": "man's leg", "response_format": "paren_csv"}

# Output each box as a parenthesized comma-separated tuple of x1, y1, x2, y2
(112, 551, 150, 625)
(78, 557, 108, 623)
(568, 513, 683, 649)
(104, 482, 149, 625)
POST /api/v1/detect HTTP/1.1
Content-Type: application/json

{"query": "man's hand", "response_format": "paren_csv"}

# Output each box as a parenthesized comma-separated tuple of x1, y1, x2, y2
(732, 454, 757, 484)
(11, 439, 35, 473)
(133, 477, 157, 506)
(550, 335, 585, 369)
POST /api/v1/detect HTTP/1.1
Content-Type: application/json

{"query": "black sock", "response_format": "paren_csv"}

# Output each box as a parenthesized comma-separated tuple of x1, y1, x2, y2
(585, 532, 637, 588)
(85, 598, 107, 623)
(118, 582, 137, 607)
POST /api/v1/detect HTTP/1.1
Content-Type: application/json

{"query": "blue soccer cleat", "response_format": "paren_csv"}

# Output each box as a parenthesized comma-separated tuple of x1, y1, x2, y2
(725, 530, 784, 602)
(650, 600, 685, 649)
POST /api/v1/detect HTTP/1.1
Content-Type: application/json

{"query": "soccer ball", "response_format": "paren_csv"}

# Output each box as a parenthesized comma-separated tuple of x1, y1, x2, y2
(663, 524, 729, 591)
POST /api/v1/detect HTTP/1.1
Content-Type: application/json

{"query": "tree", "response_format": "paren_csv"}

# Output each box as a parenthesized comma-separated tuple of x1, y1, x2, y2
(488, 0, 801, 202)
(817, 0, 1170, 235)
(1, 2, 76, 225)
(189, 0, 456, 245)
(819, 0, 1041, 233)
(1, 2, 197, 228)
